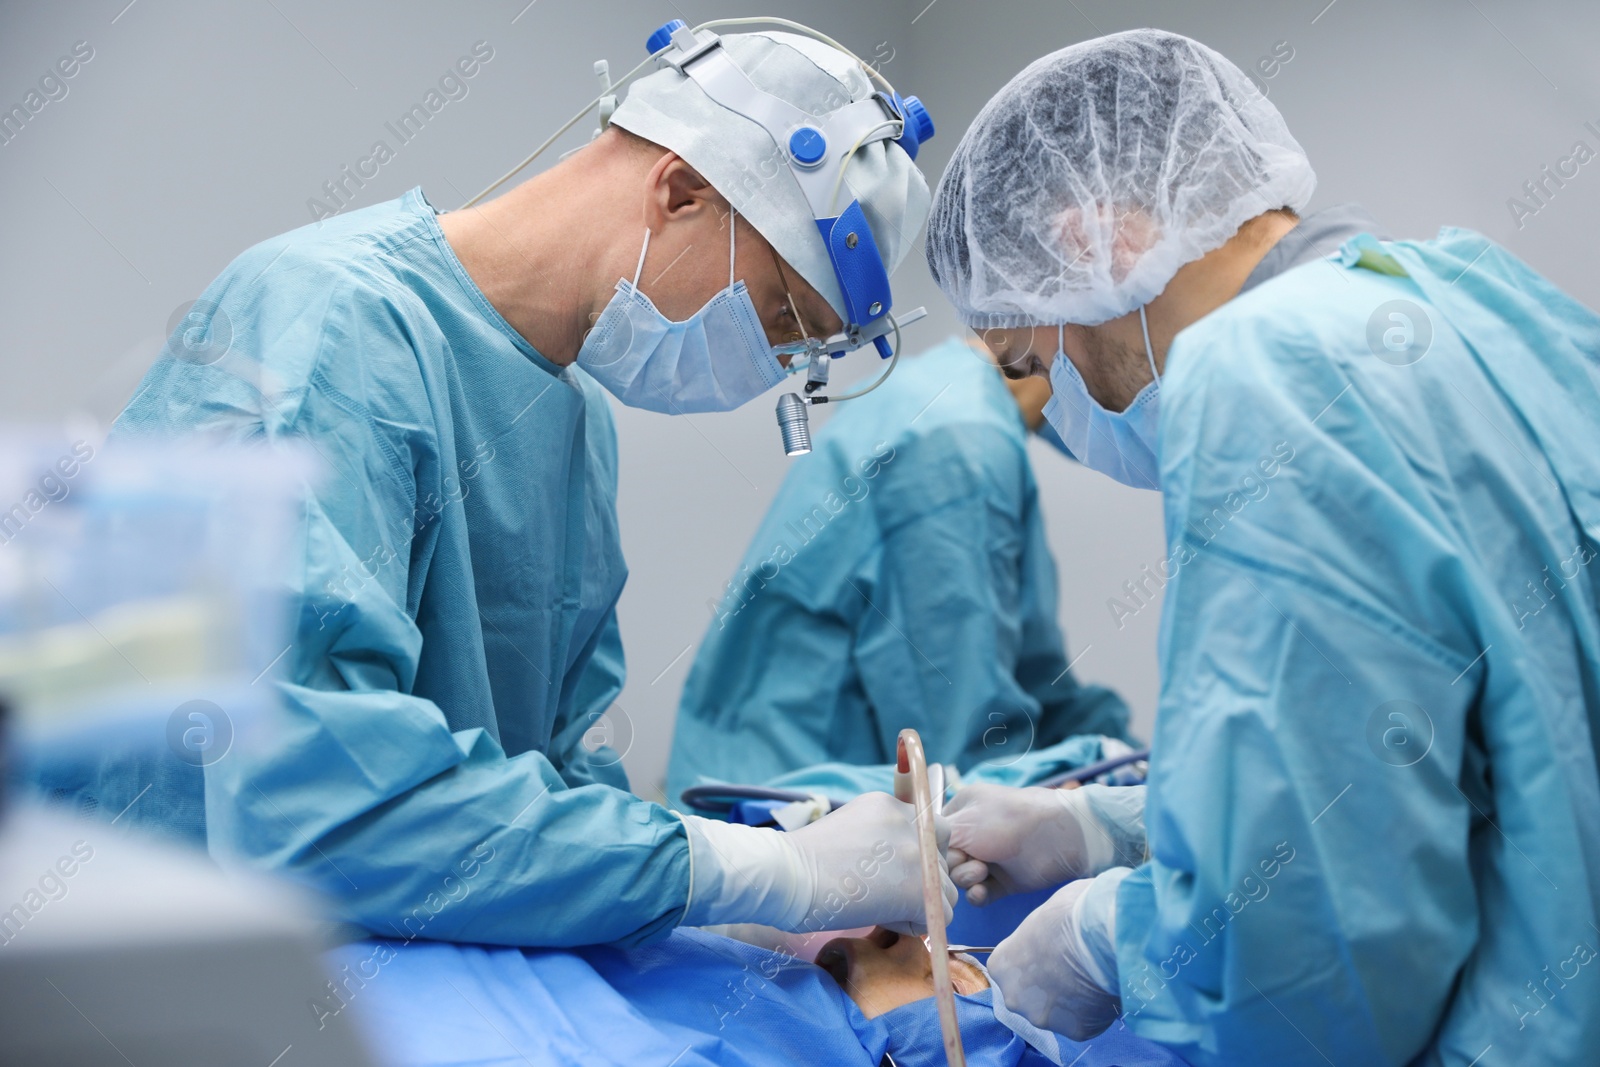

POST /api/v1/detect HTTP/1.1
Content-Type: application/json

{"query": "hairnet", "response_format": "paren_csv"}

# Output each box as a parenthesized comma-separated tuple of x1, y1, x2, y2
(613, 31, 930, 325)
(925, 29, 1316, 328)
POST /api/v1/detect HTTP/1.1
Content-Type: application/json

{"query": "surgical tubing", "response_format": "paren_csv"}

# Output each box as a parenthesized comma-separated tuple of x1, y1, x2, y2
(896, 729, 966, 1067)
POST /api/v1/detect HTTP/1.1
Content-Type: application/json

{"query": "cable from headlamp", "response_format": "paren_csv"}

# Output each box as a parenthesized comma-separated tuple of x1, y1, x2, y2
(459, 17, 909, 211)
(776, 313, 901, 457)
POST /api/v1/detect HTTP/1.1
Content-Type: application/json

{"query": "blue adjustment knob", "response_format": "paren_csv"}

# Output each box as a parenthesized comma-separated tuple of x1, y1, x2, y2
(902, 95, 935, 146)
(647, 19, 688, 55)
(788, 126, 827, 166)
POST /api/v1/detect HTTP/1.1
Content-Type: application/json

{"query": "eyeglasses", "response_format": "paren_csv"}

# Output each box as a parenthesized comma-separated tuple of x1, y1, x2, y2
(768, 248, 827, 361)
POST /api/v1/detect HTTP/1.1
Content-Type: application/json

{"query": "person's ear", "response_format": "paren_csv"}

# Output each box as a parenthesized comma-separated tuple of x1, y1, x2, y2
(643, 152, 720, 234)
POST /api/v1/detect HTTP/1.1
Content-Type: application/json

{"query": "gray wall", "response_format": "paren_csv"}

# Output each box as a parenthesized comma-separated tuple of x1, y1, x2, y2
(4, 0, 1597, 798)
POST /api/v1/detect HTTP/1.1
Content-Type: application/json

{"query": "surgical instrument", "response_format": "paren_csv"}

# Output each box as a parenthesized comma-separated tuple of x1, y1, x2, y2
(894, 728, 965, 1067)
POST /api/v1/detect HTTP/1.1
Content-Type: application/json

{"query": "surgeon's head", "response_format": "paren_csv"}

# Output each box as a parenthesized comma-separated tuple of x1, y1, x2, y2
(927, 29, 1316, 415)
(591, 125, 844, 353)
(815, 926, 988, 1018)
(443, 29, 930, 415)
(971, 212, 1297, 416)
(579, 29, 926, 412)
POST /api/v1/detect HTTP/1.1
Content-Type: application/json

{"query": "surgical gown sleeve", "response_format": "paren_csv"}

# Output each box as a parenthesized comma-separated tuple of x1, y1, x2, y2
(545, 607, 633, 791)
(125, 271, 691, 949)
(533, 378, 637, 795)
(1118, 546, 1476, 1063)
(852, 425, 1124, 770)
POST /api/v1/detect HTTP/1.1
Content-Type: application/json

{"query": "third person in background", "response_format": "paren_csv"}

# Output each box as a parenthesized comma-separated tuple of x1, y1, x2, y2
(669, 338, 1131, 806)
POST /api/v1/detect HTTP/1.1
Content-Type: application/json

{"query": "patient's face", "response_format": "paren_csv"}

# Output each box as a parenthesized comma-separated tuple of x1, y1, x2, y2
(815, 927, 989, 1019)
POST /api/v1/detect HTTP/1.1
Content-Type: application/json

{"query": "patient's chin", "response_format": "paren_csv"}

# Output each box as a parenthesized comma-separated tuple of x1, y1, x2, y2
(816, 928, 992, 1019)
(821, 950, 926, 1016)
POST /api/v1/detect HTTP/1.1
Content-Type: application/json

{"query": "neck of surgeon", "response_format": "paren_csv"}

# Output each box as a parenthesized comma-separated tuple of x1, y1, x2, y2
(437, 130, 663, 367)
(1088, 208, 1302, 409)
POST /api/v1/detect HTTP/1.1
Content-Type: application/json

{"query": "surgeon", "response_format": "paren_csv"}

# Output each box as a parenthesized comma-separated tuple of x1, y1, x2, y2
(925, 28, 1600, 1066)
(668, 337, 1131, 805)
(76, 25, 957, 948)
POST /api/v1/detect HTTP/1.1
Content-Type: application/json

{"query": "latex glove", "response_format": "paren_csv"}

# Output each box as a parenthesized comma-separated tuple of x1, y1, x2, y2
(679, 792, 955, 934)
(944, 782, 1145, 905)
(988, 868, 1129, 1041)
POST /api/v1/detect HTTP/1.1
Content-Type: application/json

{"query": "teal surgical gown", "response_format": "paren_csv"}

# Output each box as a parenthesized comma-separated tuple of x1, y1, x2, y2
(668, 339, 1129, 805)
(109, 189, 692, 947)
(1117, 228, 1600, 1064)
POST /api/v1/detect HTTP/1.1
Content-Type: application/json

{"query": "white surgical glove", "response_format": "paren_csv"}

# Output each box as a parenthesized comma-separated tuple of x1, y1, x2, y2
(944, 783, 1145, 905)
(679, 792, 955, 934)
(988, 867, 1129, 1041)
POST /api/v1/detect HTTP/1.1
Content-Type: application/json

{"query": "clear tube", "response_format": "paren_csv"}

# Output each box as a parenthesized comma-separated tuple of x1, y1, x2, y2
(896, 729, 967, 1067)
(457, 52, 659, 210)
(819, 314, 901, 403)
(826, 120, 899, 215)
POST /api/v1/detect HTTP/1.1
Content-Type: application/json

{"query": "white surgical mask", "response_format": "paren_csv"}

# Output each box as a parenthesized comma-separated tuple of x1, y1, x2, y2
(1041, 308, 1162, 490)
(577, 208, 786, 414)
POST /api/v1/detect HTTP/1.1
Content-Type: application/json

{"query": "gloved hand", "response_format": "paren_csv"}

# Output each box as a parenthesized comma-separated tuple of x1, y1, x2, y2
(679, 792, 955, 934)
(944, 782, 1145, 905)
(988, 868, 1130, 1041)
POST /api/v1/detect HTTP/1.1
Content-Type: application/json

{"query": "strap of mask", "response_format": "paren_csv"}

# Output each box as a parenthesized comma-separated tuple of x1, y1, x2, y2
(1139, 306, 1159, 382)
(633, 228, 652, 288)
(633, 209, 737, 289)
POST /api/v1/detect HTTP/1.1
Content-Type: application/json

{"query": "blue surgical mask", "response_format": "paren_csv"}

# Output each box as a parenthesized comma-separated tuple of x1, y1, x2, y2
(577, 208, 786, 413)
(1041, 308, 1162, 490)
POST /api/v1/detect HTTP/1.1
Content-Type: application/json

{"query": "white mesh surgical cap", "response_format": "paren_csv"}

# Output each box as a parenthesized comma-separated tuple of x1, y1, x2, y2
(612, 31, 930, 325)
(925, 29, 1316, 328)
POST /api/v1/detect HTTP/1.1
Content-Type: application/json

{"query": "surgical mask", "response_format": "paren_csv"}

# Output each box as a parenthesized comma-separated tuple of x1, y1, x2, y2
(1040, 308, 1161, 490)
(577, 208, 785, 413)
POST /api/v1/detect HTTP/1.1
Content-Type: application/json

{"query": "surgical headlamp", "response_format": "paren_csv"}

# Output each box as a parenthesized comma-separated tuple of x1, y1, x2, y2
(459, 17, 935, 457)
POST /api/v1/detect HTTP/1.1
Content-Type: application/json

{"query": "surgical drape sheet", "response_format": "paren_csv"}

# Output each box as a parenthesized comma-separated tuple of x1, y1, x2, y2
(327, 929, 1185, 1067)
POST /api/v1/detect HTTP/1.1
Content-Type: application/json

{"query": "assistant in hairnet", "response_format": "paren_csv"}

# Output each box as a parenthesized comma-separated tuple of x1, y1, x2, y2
(926, 28, 1600, 1066)
(57, 28, 955, 949)
(668, 339, 1130, 804)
